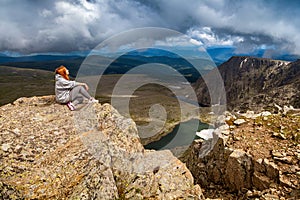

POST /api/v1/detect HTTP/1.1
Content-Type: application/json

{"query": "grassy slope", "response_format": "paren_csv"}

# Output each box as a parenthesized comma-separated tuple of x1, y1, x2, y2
(0, 66, 55, 106)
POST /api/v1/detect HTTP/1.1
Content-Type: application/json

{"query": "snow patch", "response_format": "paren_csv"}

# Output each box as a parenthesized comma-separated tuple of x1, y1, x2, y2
(196, 129, 214, 140)
(239, 58, 248, 68)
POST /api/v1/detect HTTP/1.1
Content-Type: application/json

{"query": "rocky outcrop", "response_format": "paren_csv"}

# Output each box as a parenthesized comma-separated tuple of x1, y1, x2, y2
(182, 109, 300, 199)
(194, 56, 300, 111)
(0, 95, 204, 199)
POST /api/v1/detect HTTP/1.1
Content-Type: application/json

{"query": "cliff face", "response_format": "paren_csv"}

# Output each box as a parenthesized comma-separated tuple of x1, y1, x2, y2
(183, 109, 300, 199)
(194, 56, 300, 111)
(0, 96, 204, 199)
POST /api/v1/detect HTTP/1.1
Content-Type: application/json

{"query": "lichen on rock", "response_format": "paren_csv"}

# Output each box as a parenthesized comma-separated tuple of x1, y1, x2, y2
(0, 95, 204, 199)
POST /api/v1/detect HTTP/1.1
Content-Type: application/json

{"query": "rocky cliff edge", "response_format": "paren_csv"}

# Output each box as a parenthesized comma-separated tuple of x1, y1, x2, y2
(0, 95, 204, 199)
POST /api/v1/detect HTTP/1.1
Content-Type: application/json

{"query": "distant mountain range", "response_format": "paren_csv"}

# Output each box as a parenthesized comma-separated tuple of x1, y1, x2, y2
(1, 51, 299, 111)
(194, 56, 300, 111)
(0, 54, 83, 64)
(0, 50, 214, 82)
(1, 47, 299, 67)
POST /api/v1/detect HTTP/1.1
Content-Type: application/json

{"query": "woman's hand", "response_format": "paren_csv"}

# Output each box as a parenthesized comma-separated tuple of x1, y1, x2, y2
(79, 82, 89, 90)
(83, 83, 89, 90)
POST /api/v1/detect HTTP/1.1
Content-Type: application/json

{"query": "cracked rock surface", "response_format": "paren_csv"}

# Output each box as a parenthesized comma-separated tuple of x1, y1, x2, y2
(0, 95, 204, 199)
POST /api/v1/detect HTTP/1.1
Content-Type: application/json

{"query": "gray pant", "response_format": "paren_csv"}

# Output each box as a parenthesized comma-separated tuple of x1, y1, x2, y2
(70, 85, 91, 106)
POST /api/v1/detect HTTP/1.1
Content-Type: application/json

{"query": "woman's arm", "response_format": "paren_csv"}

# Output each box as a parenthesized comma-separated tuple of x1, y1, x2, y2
(56, 74, 89, 90)
(76, 82, 89, 90)
(56, 75, 76, 89)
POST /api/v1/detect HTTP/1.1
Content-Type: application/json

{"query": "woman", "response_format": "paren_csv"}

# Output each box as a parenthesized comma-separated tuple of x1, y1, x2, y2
(55, 65, 98, 110)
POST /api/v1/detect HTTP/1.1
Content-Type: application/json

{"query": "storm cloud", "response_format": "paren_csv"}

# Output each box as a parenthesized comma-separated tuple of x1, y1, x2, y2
(0, 0, 300, 56)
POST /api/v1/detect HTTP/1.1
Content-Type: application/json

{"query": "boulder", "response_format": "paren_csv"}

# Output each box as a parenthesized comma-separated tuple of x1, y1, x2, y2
(224, 149, 252, 191)
(252, 172, 271, 190)
(260, 111, 272, 117)
(0, 96, 204, 199)
(233, 119, 246, 126)
(263, 159, 279, 180)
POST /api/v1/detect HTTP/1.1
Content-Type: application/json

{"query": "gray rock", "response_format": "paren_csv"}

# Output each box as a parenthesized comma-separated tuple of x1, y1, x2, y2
(12, 128, 21, 136)
(233, 119, 246, 126)
(225, 149, 252, 191)
(273, 156, 293, 164)
(0, 96, 204, 199)
(252, 172, 271, 190)
(263, 159, 279, 180)
(279, 175, 294, 188)
(263, 194, 280, 200)
(272, 132, 286, 140)
(271, 151, 284, 158)
(215, 115, 226, 127)
(240, 110, 259, 119)
(253, 158, 265, 173)
(260, 111, 272, 117)
(283, 105, 295, 115)
(14, 145, 22, 154)
(1, 143, 10, 152)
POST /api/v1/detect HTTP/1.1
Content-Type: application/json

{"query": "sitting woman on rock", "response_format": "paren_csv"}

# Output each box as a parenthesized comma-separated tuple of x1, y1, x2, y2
(55, 65, 98, 110)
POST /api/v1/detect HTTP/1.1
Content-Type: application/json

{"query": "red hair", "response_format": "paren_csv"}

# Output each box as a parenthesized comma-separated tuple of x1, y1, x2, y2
(55, 65, 69, 80)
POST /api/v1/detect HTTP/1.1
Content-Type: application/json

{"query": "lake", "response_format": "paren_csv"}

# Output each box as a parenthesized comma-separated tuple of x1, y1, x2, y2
(144, 119, 209, 150)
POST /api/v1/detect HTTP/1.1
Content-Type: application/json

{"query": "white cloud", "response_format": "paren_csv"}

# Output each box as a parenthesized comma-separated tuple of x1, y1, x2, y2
(189, 38, 203, 46)
(0, 0, 299, 55)
(154, 35, 202, 47)
(39, 9, 52, 18)
(187, 27, 244, 47)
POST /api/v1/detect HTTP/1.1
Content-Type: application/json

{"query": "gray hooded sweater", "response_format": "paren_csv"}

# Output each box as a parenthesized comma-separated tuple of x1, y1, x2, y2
(55, 74, 78, 103)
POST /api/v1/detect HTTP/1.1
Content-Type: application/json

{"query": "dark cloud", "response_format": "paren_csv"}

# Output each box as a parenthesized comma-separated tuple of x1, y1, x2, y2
(0, 0, 299, 55)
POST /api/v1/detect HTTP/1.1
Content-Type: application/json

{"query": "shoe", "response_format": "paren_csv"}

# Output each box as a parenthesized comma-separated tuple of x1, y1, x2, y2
(88, 98, 99, 103)
(67, 102, 75, 111)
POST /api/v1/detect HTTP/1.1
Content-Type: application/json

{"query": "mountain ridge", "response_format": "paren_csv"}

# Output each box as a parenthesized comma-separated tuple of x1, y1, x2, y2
(194, 56, 300, 111)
